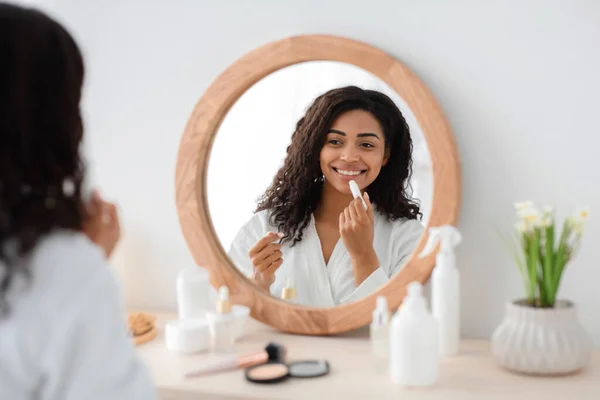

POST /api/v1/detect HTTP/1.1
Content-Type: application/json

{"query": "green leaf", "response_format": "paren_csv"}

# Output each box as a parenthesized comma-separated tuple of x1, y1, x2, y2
(542, 223, 554, 305)
(552, 221, 571, 296)
(537, 276, 549, 306)
(530, 229, 541, 303)
(494, 224, 532, 299)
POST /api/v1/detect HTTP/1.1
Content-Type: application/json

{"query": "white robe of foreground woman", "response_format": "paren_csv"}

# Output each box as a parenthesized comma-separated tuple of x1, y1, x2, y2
(228, 209, 424, 308)
(0, 231, 156, 400)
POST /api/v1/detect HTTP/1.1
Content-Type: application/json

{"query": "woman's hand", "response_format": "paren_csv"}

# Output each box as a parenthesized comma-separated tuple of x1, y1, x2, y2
(339, 192, 380, 285)
(248, 231, 284, 291)
(83, 190, 121, 259)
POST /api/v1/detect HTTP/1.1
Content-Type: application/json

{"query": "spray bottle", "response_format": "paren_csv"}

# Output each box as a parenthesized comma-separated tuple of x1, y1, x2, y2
(419, 225, 462, 357)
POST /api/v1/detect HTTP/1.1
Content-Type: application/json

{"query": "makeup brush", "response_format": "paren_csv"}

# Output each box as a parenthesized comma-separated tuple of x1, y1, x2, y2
(184, 342, 287, 379)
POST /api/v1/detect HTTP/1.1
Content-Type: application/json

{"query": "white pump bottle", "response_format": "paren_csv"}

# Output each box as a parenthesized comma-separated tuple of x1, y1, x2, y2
(419, 225, 462, 357)
(389, 281, 438, 387)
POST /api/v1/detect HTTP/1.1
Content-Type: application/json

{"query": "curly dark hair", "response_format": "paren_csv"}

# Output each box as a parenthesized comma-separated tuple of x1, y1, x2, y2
(0, 4, 87, 314)
(256, 85, 421, 246)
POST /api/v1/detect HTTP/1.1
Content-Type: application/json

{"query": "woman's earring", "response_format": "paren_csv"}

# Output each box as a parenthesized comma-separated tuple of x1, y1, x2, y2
(62, 177, 75, 197)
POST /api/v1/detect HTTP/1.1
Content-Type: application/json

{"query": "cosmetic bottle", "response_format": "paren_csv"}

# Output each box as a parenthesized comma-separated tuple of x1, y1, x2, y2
(389, 281, 438, 387)
(419, 225, 462, 356)
(206, 286, 236, 353)
(370, 296, 390, 372)
(176, 265, 211, 320)
(281, 277, 297, 304)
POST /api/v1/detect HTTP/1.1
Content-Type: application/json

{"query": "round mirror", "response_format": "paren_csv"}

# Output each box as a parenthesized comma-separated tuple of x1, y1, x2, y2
(207, 61, 433, 308)
(175, 35, 460, 335)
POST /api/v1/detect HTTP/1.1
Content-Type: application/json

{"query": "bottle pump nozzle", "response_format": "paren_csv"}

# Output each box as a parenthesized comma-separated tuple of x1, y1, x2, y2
(419, 225, 462, 258)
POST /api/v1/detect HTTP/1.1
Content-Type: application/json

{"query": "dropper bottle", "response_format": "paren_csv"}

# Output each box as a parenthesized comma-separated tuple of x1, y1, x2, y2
(206, 286, 236, 353)
(281, 277, 297, 304)
(370, 296, 390, 372)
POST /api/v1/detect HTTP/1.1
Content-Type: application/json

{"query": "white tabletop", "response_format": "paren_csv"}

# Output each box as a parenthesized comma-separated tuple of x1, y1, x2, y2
(137, 312, 600, 400)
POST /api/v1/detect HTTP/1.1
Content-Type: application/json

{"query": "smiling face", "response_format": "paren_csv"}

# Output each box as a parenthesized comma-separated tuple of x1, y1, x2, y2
(319, 109, 389, 195)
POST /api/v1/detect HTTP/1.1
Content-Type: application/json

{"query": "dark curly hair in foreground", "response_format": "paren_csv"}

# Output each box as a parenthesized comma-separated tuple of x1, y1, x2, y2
(0, 4, 87, 314)
(256, 85, 421, 246)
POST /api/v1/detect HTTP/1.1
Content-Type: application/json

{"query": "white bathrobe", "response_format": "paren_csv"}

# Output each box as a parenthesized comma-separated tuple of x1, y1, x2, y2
(0, 231, 156, 400)
(227, 209, 424, 307)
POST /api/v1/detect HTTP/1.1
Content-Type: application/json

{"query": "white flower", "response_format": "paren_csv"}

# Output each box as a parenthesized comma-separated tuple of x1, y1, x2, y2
(517, 207, 542, 227)
(568, 208, 590, 235)
(576, 208, 590, 220)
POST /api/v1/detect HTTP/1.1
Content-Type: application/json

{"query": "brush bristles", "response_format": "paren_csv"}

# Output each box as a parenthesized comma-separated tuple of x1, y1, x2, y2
(265, 342, 286, 363)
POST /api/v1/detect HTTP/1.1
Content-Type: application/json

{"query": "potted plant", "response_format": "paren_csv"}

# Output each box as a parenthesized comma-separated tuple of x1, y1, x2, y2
(491, 201, 593, 375)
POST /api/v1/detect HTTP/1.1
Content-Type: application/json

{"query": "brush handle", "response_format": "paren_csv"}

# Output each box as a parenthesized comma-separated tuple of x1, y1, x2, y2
(184, 358, 238, 379)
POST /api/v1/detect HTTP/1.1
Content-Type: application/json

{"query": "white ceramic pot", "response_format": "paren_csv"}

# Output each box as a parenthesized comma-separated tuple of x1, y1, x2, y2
(491, 299, 593, 375)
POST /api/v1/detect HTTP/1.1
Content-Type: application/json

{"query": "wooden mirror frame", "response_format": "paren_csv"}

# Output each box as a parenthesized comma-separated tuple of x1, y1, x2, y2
(175, 34, 461, 335)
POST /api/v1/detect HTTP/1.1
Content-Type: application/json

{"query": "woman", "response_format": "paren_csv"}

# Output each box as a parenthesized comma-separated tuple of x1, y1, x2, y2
(0, 4, 156, 399)
(228, 86, 424, 307)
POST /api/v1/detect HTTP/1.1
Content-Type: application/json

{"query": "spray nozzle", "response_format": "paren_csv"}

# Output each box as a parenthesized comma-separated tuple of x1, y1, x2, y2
(419, 225, 462, 258)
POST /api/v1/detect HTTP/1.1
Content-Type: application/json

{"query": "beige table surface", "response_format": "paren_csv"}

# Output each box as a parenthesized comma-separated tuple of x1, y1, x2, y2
(136, 312, 600, 400)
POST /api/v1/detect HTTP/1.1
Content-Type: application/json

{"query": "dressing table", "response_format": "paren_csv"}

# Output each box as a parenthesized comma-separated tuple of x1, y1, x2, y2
(137, 312, 600, 400)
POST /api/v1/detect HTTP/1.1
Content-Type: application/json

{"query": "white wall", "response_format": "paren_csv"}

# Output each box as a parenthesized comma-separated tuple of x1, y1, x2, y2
(19, 0, 600, 345)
